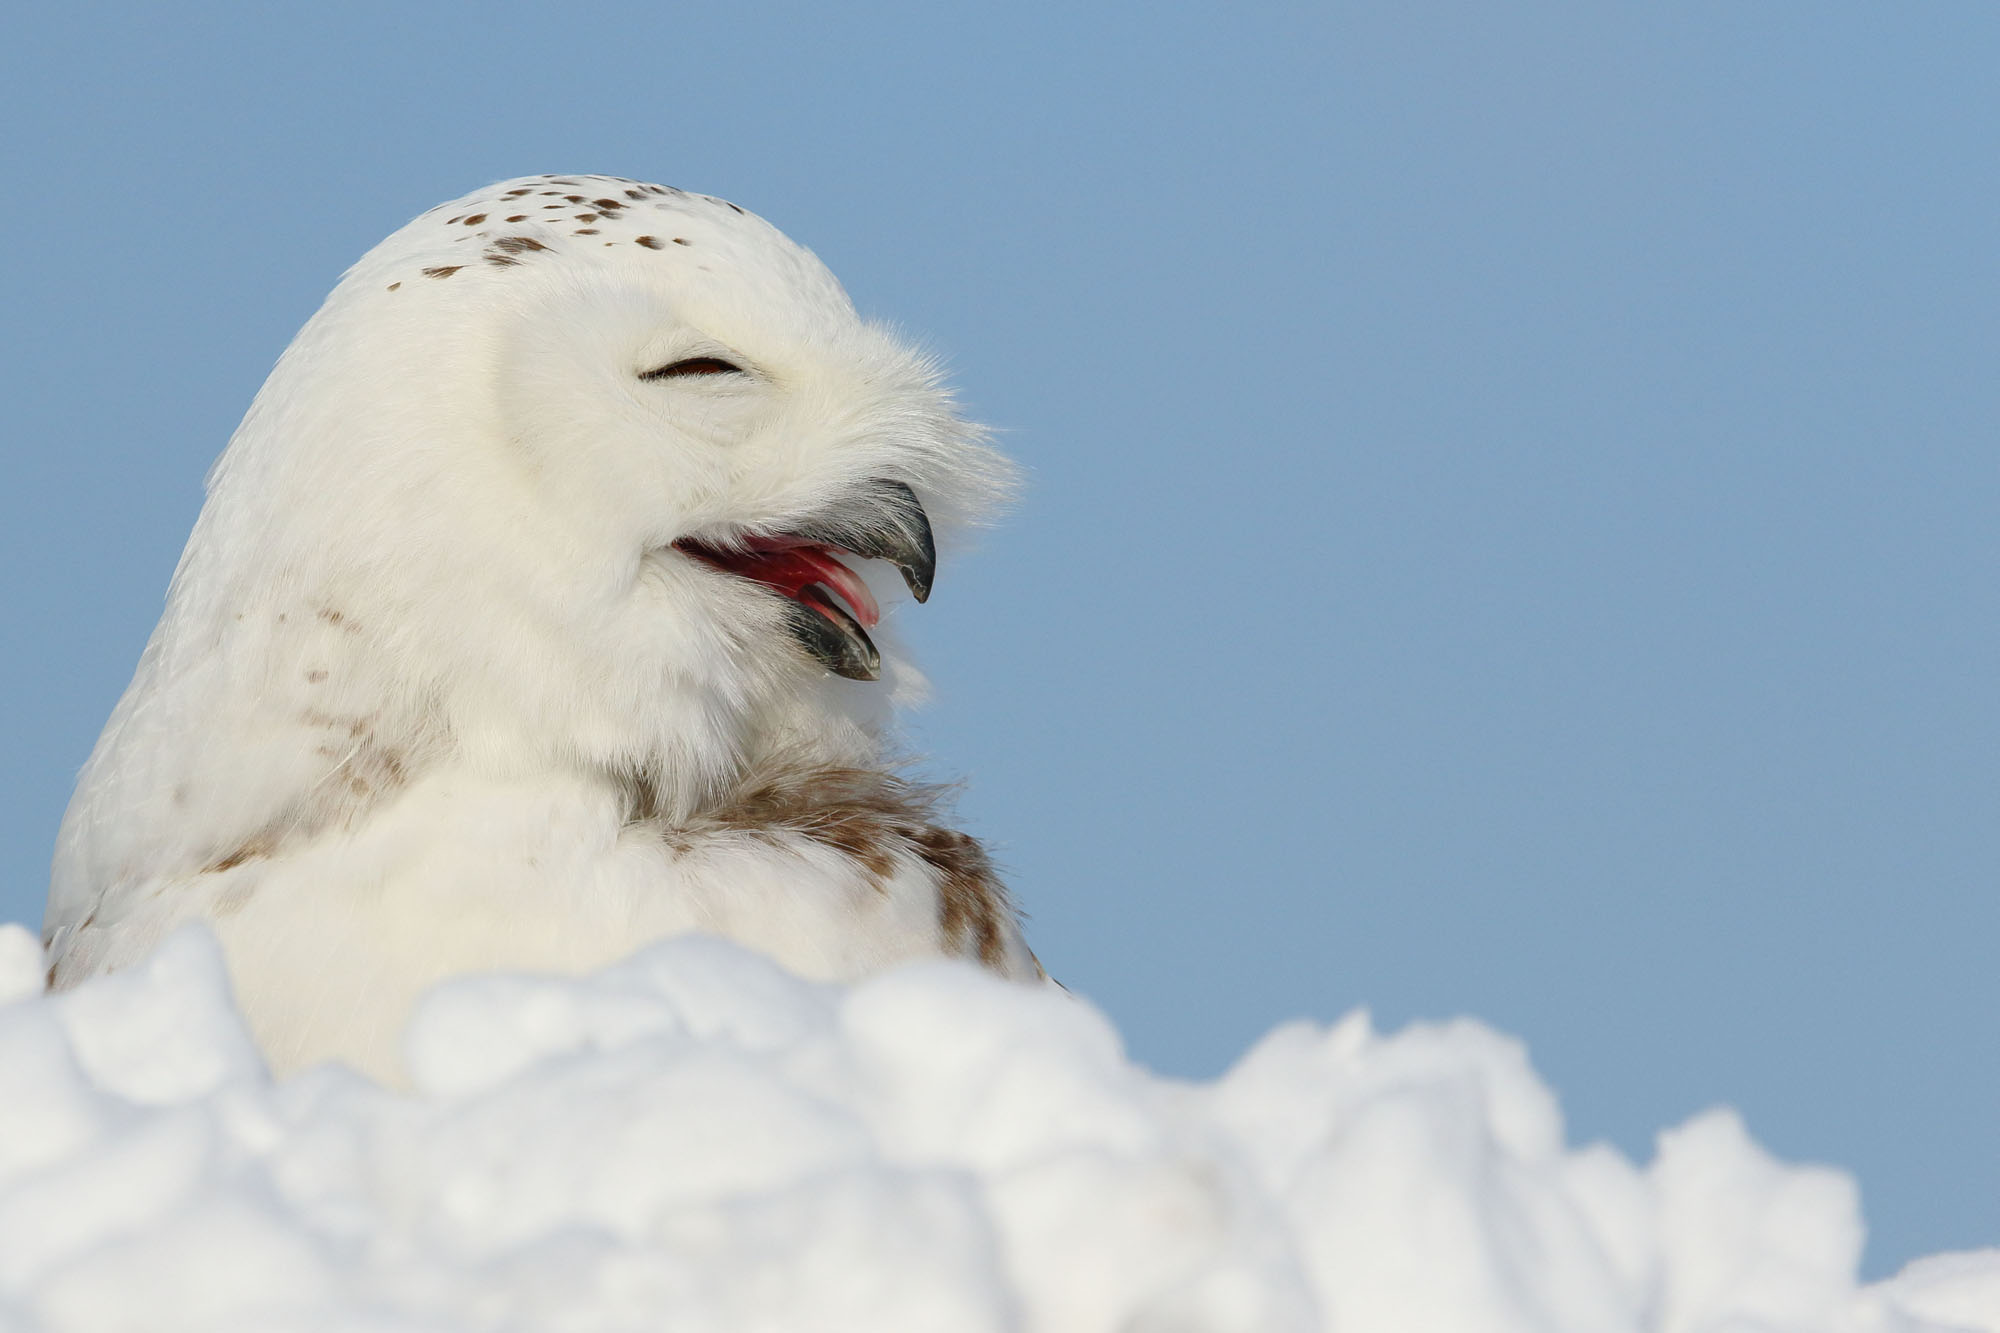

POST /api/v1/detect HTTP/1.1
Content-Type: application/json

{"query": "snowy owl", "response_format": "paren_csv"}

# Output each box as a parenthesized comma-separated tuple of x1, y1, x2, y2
(46, 175, 1041, 1081)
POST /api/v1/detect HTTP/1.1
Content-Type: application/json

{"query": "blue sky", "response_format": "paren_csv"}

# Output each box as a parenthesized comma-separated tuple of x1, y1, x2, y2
(3, 2, 1994, 1276)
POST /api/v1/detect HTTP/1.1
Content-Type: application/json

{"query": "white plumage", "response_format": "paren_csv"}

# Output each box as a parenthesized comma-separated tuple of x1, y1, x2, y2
(46, 175, 1040, 1082)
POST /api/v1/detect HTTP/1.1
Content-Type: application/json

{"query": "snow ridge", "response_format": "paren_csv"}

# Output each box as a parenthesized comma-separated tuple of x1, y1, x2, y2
(0, 923, 1989, 1332)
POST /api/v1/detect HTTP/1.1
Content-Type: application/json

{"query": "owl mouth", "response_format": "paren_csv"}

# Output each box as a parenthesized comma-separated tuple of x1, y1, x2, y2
(673, 479, 936, 682)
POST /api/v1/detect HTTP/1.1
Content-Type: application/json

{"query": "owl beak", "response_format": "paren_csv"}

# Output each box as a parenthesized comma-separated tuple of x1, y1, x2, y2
(785, 590, 883, 680)
(795, 479, 937, 604)
(780, 479, 935, 679)
(673, 479, 938, 683)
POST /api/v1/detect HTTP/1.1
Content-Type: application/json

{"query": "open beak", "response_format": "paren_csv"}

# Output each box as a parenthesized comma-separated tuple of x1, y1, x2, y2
(673, 479, 937, 681)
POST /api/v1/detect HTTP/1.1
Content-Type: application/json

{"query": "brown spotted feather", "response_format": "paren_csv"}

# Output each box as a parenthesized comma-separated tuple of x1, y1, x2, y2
(629, 762, 1025, 972)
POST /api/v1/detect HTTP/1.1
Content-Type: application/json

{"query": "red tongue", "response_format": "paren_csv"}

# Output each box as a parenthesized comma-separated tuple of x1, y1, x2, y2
(713, 546, 881, 627)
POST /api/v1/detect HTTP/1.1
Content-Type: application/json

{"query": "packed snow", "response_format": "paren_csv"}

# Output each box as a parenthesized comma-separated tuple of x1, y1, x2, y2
(0, 922, 1990, 1333)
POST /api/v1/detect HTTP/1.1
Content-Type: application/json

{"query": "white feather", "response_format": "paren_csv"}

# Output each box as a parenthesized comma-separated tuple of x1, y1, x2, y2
(47, 176, 1034, 1081)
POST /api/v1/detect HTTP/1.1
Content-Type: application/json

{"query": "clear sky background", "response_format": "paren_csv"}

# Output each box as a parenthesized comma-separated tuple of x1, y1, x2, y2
(3, 1, 1994, 1277)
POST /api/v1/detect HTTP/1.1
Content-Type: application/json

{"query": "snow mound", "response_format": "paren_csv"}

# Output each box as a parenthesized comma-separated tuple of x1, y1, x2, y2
(0, 922, 1990, 1333)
